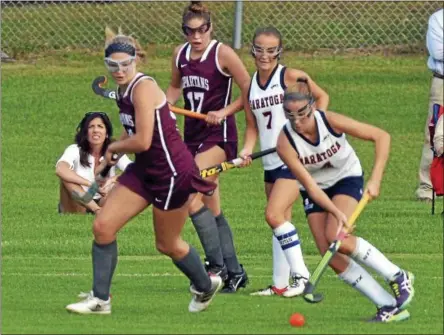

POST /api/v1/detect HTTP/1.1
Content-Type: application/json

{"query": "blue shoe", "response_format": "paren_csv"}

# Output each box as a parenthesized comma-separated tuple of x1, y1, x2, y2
(389, 270, 415, 310)
(221, 265, 248, 293)
(368, 306, 410, 323)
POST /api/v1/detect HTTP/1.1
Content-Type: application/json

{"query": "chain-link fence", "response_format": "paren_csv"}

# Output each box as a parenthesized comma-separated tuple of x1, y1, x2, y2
(1, 1, 442, 56)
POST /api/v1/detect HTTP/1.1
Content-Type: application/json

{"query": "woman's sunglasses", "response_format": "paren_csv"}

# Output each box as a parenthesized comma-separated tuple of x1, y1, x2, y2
(84, 111, 109, 119)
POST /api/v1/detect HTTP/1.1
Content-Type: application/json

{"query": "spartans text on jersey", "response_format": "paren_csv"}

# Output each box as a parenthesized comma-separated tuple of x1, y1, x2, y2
(181, 76, 209, 91)
(120, 113, 134, 127)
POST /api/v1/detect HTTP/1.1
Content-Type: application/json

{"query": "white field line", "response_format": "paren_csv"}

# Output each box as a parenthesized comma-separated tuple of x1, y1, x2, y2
(3, 272, 443, 280)
(2, 253, 443, 261)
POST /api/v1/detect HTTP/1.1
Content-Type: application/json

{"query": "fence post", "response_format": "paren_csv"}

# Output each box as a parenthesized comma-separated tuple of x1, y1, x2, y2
(232, 0, 243, 49)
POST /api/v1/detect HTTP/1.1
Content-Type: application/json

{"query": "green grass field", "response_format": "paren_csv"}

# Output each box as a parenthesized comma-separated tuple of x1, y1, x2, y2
(2, 50, 443, 334)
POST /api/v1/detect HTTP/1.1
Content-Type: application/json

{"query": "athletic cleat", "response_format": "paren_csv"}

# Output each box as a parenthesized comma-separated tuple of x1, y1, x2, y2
(368, 306, 410, 323)
(283, 274, 308, 298)
(221, 265, 249, 293)
(204, 260, 228, 281)
(188, 275, 223, 313)
(77, 290, 112, 299)
(77, 291, 91, 299)
(66, 291, 111, 315)
(389, 270, 415, 310)
(250, 285, 288, 296)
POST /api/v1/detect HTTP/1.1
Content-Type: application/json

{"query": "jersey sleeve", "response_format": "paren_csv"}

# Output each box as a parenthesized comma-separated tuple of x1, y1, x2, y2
(116, 154, 133, 171)
(56, 144, 80, 169)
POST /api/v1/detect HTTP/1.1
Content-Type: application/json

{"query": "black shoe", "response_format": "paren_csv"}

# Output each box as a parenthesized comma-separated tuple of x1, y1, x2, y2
(221, 265, 249, 293)
(204, 260, 228, 281)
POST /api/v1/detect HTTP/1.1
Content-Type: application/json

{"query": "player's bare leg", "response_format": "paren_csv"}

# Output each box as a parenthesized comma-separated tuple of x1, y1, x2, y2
(154, 195, 222, 312)
(330, 195, 414, 312)
(190, 145, 247, 292)
(266, 179, 309, 297)
(65, 183, 148, 315)
(188, 147, 226, 276)
(309, 195, 411, 322)
(251, 182, 291, 296)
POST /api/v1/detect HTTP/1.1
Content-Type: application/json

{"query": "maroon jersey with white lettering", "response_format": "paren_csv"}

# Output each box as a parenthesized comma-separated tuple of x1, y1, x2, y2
(116, 72, 216, 210)
(117, 73, 194, 180)
(176, 40, 237, 145)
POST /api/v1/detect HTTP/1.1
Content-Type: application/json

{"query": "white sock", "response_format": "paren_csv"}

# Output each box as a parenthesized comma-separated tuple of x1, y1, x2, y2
(273, 221, 310, 279)
(339, 259, 396, 308)
(272, 235, 290, 289)
(351, 237, 401, 282)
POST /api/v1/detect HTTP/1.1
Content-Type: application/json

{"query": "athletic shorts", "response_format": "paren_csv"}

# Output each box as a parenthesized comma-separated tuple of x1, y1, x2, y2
(118, 163, 216, 211)
(300, 175, 364, 216)
(187, 141, 238, 162)
(264, 164, 297, 183)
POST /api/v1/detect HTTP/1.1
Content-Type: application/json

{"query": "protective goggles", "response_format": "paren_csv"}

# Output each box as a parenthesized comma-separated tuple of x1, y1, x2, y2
(104, 56, 136, 73)
(251, 44, 282, 59)
(284, 99, 314, 120)
(182, 22, 211, 36)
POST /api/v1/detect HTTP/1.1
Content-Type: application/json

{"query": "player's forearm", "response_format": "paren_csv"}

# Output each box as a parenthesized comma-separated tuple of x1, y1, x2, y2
(305, 182, 341, 217)
(370, 131, 391, 183)
(221, 96, 244, 117)
(110, 135, 151, 154)
(315, 94, 329, 112)
(119, 131, 129, 141)
(243, 126, 258, 152)
(165, 86, 182, 106)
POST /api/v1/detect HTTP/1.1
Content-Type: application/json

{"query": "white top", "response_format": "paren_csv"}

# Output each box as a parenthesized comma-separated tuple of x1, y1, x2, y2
(248, 64, 288, 170)
(283, 111, 363, 190)
(434, 114, 444, 157)
(427, 8, 443, 75)
(56, 144, 133, 199)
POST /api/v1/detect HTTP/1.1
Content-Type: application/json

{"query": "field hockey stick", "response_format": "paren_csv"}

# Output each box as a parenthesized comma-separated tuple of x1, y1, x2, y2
(303, 192, 371, 304)
(200, 147, 276, 178)
(92, 75, 117, 100)
(71, 154, 119, 204)
(92, 76, 211, 121)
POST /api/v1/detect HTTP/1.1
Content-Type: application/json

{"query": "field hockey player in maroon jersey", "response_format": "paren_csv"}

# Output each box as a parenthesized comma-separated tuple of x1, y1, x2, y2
(66, 27, 223, 315)
(166, 1, 251, 293)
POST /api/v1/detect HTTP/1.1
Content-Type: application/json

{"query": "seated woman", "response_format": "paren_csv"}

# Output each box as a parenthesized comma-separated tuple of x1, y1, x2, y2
(56, 111, 132, 214)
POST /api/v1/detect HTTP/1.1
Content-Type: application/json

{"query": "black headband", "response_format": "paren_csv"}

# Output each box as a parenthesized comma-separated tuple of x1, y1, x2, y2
(105, 43, 136, 57)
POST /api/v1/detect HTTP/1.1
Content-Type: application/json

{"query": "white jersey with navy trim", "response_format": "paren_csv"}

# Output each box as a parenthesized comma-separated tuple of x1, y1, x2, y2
(283, 110, 363, 190)
(248, 64, 287, 170)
